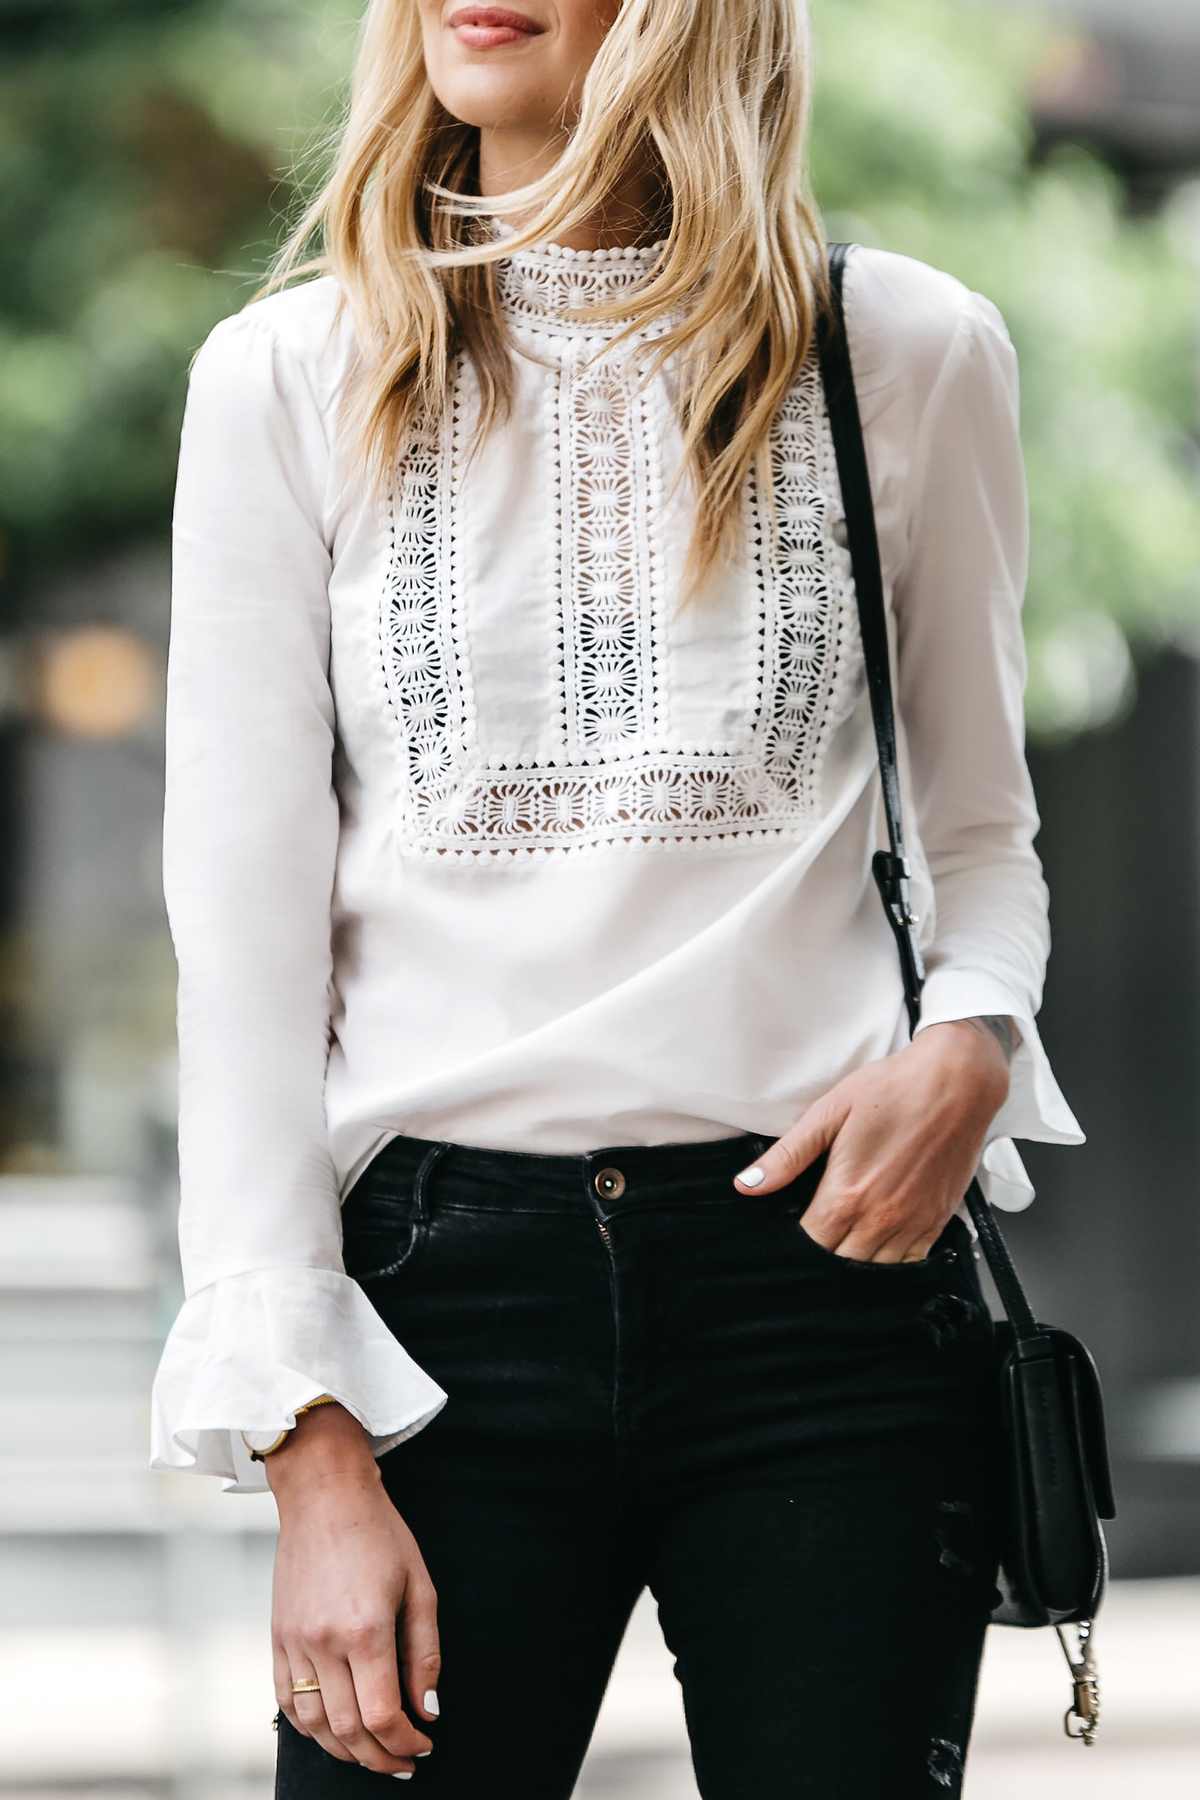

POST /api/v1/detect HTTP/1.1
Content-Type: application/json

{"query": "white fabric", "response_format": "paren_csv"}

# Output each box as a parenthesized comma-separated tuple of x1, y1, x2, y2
(151, 236, 1082, 1489)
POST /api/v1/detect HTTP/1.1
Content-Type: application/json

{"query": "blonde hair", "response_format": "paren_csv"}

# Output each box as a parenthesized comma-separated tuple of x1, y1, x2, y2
(268, 0, 827, 600)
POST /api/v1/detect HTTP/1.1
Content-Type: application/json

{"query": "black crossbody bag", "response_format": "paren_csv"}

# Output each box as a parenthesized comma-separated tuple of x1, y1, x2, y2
(817, 243, 1116, 1745)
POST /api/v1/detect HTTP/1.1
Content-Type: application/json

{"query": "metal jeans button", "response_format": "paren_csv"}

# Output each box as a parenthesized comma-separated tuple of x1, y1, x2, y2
(594, 1167, 626, 1200)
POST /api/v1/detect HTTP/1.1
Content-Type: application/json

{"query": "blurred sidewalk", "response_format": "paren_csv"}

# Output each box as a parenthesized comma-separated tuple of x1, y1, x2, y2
(575, 1579, 1200, 1798)
(2, 1578, 1199, 1795)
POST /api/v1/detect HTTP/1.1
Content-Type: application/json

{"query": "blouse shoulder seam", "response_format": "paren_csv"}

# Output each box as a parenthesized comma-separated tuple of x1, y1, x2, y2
(195, 294, 341, 532)
(200, 282, 344, 426)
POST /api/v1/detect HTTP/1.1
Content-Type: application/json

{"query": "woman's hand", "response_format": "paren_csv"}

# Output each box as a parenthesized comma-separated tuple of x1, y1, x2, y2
(734, 1018, 1019, 1262)
(266, 1404, 438, 1778)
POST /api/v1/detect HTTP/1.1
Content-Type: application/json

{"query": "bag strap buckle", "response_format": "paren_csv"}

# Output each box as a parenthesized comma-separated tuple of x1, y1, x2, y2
(871, 849, 917, 925)
(871, 851, 926, 1029)
(1057, 1620, 1101, 1746)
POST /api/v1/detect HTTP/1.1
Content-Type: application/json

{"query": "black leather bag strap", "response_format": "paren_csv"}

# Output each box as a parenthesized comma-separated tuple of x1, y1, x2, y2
(817, 241, 1038, 1343)
(817, 248, 926, 1037)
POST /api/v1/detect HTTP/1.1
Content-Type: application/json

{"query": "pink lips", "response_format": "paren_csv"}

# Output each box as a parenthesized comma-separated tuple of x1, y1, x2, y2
(448, 5, 545, 48)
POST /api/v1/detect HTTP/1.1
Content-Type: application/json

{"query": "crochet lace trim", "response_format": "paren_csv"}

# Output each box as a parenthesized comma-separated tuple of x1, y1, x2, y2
(379, 332, 856, 859)
(491, 228, 668, 335)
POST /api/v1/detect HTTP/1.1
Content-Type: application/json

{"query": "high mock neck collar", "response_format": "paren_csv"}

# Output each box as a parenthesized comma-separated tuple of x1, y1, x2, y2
(486, 218, 668, 335)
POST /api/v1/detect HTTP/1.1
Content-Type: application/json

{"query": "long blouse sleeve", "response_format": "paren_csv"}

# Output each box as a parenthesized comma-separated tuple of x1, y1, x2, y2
(861, 260, 1084, 1205)
(150, 303, 446, 1491)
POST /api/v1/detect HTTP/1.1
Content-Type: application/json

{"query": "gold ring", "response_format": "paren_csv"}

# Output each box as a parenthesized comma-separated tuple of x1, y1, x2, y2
(291, 1678, 322, 1696)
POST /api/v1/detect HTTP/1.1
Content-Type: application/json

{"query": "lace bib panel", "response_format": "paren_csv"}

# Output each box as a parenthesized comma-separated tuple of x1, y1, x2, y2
(378, 238, 859, 860)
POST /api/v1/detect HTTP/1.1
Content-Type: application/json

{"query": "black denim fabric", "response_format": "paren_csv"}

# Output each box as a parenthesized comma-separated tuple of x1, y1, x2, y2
(275, 1131, 999, 1800)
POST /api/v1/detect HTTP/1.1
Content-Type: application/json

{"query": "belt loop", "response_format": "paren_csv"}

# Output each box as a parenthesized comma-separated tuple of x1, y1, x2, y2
(413, 1141, 450, 1223)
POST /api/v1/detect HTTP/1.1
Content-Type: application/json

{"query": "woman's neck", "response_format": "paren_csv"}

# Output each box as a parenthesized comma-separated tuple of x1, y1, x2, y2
(477, 126, 665, 252)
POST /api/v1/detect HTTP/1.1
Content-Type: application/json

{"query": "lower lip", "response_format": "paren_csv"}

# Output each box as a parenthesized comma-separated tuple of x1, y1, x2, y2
(453, 22, 540, 48)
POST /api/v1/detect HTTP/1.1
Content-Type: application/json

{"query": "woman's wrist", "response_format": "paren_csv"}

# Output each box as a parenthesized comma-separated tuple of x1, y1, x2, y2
(264, 1401, 380, 1506)
(962, 1015, 1021, 1065)
(916, 1015, 1017, 1110)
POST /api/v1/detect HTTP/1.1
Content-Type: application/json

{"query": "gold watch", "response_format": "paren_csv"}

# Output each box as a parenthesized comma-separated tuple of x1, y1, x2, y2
(241, 1395, 338, 1462)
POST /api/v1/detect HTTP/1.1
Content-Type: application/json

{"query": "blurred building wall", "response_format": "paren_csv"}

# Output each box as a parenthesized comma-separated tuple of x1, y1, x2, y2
(1026, 0, 1200, 197)
(1018, 650, 1200, 1574)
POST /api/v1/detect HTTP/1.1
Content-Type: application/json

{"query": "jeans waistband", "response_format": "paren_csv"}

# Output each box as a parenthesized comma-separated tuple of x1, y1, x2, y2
(363, 1129, 785, 1217)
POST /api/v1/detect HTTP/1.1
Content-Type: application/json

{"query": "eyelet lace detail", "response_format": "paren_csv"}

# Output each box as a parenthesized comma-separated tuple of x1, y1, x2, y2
(379, 380, 469, 816)
(379, 245, 856, 861)
(488, 222, 668, 337)
(553, 349, 663, 752)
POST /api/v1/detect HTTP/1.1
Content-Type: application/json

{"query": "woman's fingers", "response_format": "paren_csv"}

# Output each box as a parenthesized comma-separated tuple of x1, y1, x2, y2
(398, 1570, 442, 1729)
(802, 1139, 953, 1260)
(279, 1641, 424, 1775)
(304, 1649, 419, 1775)
(733, 1090, 846, 1196)
(826, 1209, 931, 1263)
(272, 1639, 301, 1734)
(277, 1653, 355, 1763)
(348, 1616, 434, 1763)
(289, 1648, 356, 1764)
(859, 1209, 948, 1263)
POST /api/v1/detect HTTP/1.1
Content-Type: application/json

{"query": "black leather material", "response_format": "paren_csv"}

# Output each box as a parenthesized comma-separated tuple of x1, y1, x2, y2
(961, 1174, 1038, 1335)
(990, 1325, 1115, 1626)
(815, 261, 925, 1034)
(817, 242, 1114, 1631)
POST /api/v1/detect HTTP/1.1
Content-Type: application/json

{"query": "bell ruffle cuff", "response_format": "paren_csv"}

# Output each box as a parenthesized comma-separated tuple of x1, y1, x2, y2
(150, 1265, 448, 1493)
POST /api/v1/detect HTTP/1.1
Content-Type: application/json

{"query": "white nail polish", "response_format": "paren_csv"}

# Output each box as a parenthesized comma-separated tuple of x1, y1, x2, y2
(424, 1689, 440, 1717)
(391, 1774, 413, 1781)
(737, 1165, 766, 1188)
(417, 1749, 432, 1756)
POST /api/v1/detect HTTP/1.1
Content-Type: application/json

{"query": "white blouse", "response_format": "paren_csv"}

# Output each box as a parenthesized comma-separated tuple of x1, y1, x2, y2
(150, 235, 1082, 1491)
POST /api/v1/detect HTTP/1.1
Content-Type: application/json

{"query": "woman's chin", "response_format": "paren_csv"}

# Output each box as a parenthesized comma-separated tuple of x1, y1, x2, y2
(431, 78, 561, 136)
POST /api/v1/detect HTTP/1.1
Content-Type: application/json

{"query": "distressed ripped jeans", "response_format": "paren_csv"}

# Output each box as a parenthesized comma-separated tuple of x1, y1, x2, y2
(275, 1131, 1000, 1800)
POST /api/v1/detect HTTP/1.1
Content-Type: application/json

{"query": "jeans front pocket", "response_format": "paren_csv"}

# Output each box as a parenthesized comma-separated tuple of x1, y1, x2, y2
(785, 1202, 968, 1284)
(340, 1147, 436, 1285)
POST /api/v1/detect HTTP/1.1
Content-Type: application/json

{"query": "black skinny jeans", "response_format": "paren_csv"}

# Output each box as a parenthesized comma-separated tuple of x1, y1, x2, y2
(276, 1132, 1000, 1800)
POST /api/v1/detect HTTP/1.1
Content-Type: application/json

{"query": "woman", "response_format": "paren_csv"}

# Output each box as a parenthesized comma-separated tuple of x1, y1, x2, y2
(151, 1, 1082, 1794)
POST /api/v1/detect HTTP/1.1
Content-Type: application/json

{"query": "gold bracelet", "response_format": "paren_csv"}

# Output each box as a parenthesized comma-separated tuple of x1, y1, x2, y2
(243, 1395, 339, 1462)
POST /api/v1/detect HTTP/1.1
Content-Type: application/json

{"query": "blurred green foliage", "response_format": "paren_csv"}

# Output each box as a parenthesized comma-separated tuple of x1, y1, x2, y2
(813, 0, 1200, 735)
(1, 0, 1197, 735)
(0, 0, 359, 583)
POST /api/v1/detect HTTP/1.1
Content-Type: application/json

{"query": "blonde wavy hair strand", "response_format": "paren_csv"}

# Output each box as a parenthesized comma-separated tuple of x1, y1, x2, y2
(266, 0, 828, 602)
